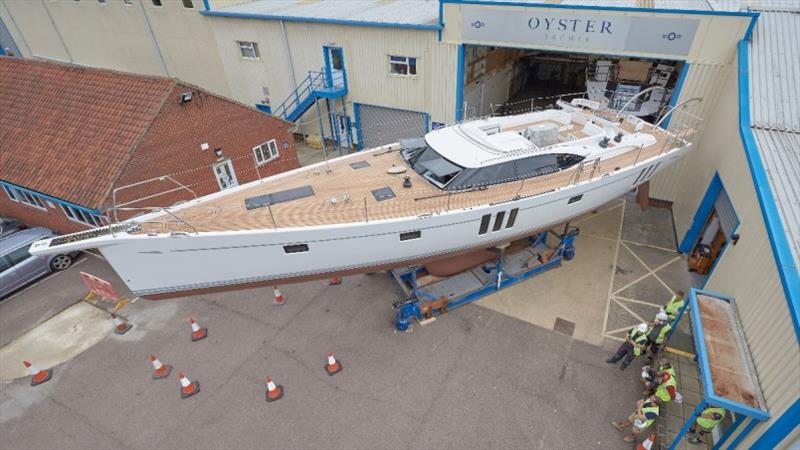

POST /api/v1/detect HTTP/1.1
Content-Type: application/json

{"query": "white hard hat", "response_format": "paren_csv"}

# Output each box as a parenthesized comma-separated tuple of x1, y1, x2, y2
(656, 312, 669, 322)
(637, 323, 649, 333)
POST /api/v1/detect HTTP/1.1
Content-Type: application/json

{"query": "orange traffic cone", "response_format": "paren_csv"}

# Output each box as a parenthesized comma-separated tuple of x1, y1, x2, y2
(112, 314, 133, 335)
(23, 360, 53, 387)
(273, 287, 285, 305)
(637, 433, 656, 450)
(189, 318, 208, 342)
(325, 352, 342, 376)
(328, 276, 342, 286)
(264, 376, 284, 402)
(149, 354, 172, 380)
(177, 372, 200, 399)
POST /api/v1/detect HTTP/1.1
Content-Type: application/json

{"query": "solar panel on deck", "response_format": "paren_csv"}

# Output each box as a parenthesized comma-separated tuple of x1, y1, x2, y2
(371, 187, 395, 202)
(349, 161, 370, 169)
(245, 185, 315, 210)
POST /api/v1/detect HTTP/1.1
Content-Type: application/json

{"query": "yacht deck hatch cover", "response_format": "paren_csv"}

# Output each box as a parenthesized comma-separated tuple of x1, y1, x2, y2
(245, 185, 315, 210)
(349, 161, 370, 169)
(371, 187, 396, 202)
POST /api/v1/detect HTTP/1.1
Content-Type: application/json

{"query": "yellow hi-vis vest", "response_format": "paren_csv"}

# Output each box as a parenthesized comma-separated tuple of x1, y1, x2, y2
(641, 402, 660, 429)
(696, 407, 726, 429)
(630, 327, 649, 356)
(665, 295, 685, 319)
(655, 323, 672, 345)
(655, 373, 677, 402)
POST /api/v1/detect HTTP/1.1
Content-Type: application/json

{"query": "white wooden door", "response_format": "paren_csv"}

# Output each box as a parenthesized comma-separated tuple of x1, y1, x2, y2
(212, 159, 238, 191)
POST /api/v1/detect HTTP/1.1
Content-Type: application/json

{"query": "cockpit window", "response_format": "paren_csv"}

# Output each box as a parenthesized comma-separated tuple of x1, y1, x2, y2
(446, 153, 584, 191)
(404, 145, 464, 188)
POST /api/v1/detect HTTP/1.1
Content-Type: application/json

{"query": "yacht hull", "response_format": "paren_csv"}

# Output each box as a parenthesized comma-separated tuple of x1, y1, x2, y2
(88, 146, 688, 299)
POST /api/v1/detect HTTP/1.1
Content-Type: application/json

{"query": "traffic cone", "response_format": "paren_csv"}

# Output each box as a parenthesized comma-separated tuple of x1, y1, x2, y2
(325, 352, 342, 376)
(273, 287, 285, 305)
(189, 318, 208, 342)
(328, 276, 342, 286)
(177, 371, 200, 399)
(264, 376, 284, 402)
(149, 354, 172, 380)
(111, 314, 133, 335)
(23, 360, 52, 387)
(637, 433, 656, 450)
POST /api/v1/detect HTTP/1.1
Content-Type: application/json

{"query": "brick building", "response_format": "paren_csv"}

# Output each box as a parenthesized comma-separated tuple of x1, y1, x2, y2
(0, 57, 299, 234)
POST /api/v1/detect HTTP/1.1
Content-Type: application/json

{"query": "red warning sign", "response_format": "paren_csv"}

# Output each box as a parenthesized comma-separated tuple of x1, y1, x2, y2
(79, 271, 122, 303)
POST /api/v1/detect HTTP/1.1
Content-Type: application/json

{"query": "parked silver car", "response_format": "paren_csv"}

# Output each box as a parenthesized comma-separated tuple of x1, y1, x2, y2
(0, 227, 78, 299)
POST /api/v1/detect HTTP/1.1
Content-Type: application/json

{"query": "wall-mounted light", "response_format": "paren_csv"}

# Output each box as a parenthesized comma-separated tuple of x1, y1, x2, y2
(214, 147, 223, 158)
(731, 234, 741, 245)
(179, 92, 192, 104)
(200, 143, 209, 151)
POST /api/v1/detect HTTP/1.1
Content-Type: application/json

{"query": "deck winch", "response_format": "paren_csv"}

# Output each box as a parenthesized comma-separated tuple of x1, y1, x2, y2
(390, 223, 579, 331)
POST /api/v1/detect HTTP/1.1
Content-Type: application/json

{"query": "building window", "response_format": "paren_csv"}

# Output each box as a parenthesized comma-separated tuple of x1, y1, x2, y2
(253, 139, 279, 165)
(4, 186, 47, 210)
(98, 0, 107, 4)
(389, 56, 417, 76)
(237, 41, 260, 60)
(3, 185, 18, 202)
(123, 0, 133, 5)
(182, 0, 193, 8)
(152, 0, 163, 6)
(60, 204, 105, 227)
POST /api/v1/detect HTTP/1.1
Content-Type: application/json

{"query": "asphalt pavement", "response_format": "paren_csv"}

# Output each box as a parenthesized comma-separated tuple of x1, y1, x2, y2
(0, 259, 643, 449)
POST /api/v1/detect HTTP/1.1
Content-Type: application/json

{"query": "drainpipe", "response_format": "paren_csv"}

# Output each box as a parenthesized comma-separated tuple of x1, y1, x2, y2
(39, 0, 72, 62)
(280, 19, 298, 91)
(137, 0, 169, 77)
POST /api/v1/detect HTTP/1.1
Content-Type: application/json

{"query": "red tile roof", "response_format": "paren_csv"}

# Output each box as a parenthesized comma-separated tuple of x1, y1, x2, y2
(0, 57, 176, 209)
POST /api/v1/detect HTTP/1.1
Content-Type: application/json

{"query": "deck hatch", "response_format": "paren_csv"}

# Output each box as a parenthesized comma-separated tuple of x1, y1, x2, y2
(244, 185, 315, 210)
(371, 187, 396, 202)
(349, 161, 370, 169)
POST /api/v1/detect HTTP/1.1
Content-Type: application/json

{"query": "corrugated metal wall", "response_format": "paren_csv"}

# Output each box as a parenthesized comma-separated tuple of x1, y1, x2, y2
(649, 62, 731, 202)
(672, 58, 800, 448)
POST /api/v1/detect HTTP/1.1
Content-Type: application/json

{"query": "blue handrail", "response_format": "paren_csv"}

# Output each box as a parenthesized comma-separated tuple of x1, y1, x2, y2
(273, 68, 327, 120)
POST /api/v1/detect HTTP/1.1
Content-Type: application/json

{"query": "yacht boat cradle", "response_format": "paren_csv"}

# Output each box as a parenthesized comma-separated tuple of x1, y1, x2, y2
(30, 98, 698, 299)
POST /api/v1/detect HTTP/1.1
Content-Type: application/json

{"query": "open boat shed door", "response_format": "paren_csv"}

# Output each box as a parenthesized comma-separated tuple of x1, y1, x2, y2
(669, 289, 770, 450)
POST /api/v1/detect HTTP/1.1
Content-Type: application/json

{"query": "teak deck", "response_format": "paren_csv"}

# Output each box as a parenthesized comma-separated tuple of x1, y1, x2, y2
(136, 118, 678, 234)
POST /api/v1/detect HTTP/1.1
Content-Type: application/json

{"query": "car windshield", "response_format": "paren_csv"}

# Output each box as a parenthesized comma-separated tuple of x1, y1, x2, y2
(404, 145, 464, 189)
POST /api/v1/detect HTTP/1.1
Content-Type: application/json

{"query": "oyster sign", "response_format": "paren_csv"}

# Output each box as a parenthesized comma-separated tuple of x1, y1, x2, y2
(462, 9, 698, 56)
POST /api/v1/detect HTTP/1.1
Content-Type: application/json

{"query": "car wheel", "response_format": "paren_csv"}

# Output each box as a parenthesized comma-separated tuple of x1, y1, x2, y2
(50, 254, 73, 271)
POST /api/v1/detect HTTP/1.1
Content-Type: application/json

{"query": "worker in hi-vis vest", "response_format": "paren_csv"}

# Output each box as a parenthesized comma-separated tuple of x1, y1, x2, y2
(688, 406, 726, 444)
(606, 323, 651, 370)
(611, 398, 660, 443)
(646, 312, 672, 362)
(652, 371, 678, 404)
(662, 290, 686, 322)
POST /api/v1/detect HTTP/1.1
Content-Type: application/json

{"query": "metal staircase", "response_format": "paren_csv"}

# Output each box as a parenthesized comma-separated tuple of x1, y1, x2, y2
(273, 68, 347, 122)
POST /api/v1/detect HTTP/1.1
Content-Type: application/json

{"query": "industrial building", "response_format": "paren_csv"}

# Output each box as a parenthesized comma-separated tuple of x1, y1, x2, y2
(0, 0, 797, 447)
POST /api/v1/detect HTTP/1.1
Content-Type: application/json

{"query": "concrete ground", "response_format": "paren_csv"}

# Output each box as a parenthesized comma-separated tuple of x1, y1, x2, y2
(0, 196, 696, 449)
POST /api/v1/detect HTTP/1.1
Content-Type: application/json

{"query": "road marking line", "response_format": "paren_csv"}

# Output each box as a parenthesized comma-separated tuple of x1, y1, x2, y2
(3, 257, 87, 301)
(83, 250, 106, 260)
(613, 295, 662, 308)
(621, 239, 678, 254)
(618, 241, 681, 295)
(611, 297, 648, 323)
(601, 199, 625, 339)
